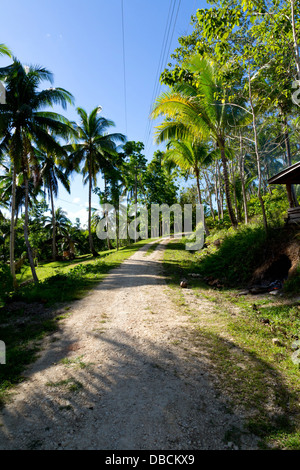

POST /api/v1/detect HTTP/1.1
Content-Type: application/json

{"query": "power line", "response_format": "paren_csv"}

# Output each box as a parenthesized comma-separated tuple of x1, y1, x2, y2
(144, 0, 182, 154)
(185, 0, 197, 35)
(121, 0, 128, 135)
(143, 0, 175, 148)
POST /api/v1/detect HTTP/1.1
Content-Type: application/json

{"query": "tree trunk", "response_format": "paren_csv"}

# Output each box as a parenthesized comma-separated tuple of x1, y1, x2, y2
(49, 180, 57, 261)
(231, 160, 239, 222)
(219, 140, 238, 227)
(116, 207, 119, 251)
(239, 134, 249, 224)
(204, 170, 215, 221)
(135, 166, 138, 243)
(195, 169, 209, 236)
(217, 160, 224, 219)
(88, 165, 98, 257)
(249, 72, 268, 231)
(10, 166, 18, 288)
(23, 170, 39, 284)
(215, 161, 221, 221)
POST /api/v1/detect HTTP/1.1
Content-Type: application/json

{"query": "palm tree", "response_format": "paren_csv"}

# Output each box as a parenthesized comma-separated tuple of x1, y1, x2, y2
(45, 207, 71, 244)
(152, 55, 245, 228)
(45, 207, 73, 258)
(38, 145, 71, 261)
(0, 44, 11, 58)
(0, 166, 42, 220)
(67, 107, 126, 256)
(0, 58, 74, 285)
(164, 140, 213, 235)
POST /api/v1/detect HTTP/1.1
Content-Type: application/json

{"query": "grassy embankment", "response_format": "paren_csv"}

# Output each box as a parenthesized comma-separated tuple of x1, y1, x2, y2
(0, 239, 155, 406)
(163, 224, 300, 450)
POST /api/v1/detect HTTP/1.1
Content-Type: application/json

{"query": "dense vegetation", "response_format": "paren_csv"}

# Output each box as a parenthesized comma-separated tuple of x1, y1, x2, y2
(2, 0, 300, 299)
(1, 1, 300, 450)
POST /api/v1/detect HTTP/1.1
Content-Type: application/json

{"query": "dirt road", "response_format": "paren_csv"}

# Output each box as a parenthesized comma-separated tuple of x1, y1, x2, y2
(0, 239, 259, 450)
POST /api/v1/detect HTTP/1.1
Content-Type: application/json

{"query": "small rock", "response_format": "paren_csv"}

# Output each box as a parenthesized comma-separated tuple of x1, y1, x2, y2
(269, 290, 280, 296)
(291, 340, 300, 351)
(291, 349, 300, 365)
(237, 290, 249, 296)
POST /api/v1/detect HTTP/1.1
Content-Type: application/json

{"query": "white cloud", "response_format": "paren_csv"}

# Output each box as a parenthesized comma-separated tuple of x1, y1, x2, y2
(67, 208, 88, 227)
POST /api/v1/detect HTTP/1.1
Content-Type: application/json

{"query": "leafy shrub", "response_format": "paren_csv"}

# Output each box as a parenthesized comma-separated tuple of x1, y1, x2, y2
(248, 188, 288, 224)
(0, 263, 13, 302)
(194, 223, 284, 286)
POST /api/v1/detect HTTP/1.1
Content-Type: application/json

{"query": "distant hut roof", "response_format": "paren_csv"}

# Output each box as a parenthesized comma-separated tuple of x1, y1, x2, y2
(268, 161, 300, 185)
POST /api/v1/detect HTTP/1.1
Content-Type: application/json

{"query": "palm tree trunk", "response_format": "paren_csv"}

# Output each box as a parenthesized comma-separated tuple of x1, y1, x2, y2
(203, 170, 215, 221)
(10, 165, 17, 288)
(135, 165, 138, 243)
(195, 169, 209, 236)
(219, 140, 238, 228)
(23, 169, 39, 284)
(214, 161, 221, 221)
(88, 168, 98, 257)
(49, 180, 57, 261)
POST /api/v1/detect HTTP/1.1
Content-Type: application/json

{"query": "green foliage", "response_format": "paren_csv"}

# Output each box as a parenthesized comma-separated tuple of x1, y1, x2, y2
(248, 188, 288, 224)
(196, 224, 270, 285)
(0, 262, 13, 303)
(284, 266, 300, 294)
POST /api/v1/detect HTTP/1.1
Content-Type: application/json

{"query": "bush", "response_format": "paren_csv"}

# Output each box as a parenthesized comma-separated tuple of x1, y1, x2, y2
(248, 188, 288, 224)
(195, 223, 286, 286)
(0, 263, 13, 302)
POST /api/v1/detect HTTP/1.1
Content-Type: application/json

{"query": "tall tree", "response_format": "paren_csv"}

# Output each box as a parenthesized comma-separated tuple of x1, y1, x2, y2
(67, 107, 126, 256)
(152, 55, 245, 227)
(163, 140, 213, 235)
(0, 59, 74, 285)
(38, 144, 71, 260)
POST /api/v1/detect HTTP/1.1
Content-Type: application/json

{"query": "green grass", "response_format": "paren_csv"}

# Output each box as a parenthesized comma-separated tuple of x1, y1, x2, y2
(10, 239, 156, 306)
(178, 222, 295, 287)
(46, 378, 83, 393)
(143, 240, 162, 256)
(0, 239, 154, 407)
(16, 249, 123, 285)
(163, 237, 300, 450)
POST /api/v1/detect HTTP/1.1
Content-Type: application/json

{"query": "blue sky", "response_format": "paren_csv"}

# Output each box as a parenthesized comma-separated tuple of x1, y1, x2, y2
(1, 0, 208, 225)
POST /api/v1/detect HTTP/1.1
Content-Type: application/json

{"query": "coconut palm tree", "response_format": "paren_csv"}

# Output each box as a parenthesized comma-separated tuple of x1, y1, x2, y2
(67, 107, 126, 257)
(45, 207, 71, 238)
(151, 55, 245, 228)
(0, 44, 11, 58)
(38, 145, 71, 261)
(0, 58, 74, 285)
(164, 140, 213, 235)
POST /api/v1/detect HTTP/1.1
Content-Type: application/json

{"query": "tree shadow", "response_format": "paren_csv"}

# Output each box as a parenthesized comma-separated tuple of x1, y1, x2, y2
(0, 323, 263, 450)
